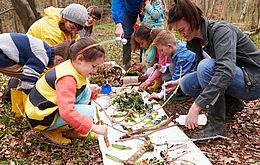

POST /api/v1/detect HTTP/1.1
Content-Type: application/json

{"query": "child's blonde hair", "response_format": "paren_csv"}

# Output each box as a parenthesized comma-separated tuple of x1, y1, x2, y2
(153, 30, 177, 46)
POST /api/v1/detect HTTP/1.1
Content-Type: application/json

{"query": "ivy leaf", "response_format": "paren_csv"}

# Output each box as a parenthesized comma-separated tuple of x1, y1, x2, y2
(105, 153, 123, 163)
(112, 144, 132, 150)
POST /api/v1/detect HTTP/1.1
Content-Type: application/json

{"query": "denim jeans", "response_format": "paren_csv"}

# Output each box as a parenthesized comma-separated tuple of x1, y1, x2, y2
(180, 58, 260, 100)
(47, 85, 94, 130)
(47, 104, 95, 130)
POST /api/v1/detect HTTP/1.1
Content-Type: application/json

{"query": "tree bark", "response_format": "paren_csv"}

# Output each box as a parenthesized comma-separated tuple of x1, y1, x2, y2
(10, 0, 41, 32)
(208, 0, 217, 18)
(220, 0, 228, 20)
(250, 0, 259, 29)
(239, 0, 250, 22)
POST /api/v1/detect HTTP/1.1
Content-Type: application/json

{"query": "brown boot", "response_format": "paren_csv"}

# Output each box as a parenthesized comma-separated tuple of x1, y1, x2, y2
(42, 125, 71, 145)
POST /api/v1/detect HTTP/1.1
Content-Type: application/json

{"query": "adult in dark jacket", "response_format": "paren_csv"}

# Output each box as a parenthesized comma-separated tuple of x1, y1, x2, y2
(165, 0, 260, 138)
(111, 0, 143, 70)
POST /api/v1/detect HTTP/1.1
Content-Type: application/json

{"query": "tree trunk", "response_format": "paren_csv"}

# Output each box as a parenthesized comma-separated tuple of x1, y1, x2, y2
(10, 0, 41, 32)
(208, 0, 217, 18)
(250, 0, 259, 29)
(231, 0, 238, 22)
(239, 0, 250, 22)
(220, 0, 228, 20)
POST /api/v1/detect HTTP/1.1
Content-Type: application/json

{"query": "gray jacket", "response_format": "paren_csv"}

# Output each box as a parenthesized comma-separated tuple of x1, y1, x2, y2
(187, 17, 260, 109)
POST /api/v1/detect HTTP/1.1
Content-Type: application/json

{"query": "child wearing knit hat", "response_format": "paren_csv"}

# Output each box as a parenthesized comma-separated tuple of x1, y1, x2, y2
(27, 3, 88, 46)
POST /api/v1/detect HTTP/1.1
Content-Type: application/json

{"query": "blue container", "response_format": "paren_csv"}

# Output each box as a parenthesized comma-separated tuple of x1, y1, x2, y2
(101, 84, 111, 94)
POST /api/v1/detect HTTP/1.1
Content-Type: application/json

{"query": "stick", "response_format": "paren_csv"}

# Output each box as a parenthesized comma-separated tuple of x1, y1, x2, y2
(163, 80, 166, 101)
(120, 116, 173, 139)
(123, 137, 154, 165)
(116, 124, 175, 143)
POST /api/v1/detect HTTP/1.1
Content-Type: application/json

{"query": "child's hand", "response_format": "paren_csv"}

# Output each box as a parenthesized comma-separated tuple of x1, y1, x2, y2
(163, 80, 178, 92)
(145, 0, 151, 6)
(139, 82, 148, 91)
(92, 124, 108, 136)
(153, 63, 161, 69)
(148, 92, 160, 100)
(90, 84, 102, 100)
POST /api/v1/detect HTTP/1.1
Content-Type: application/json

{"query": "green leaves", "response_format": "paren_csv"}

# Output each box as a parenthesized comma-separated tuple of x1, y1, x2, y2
(112, 144, 132, 150)
(105, 153, 122, 163)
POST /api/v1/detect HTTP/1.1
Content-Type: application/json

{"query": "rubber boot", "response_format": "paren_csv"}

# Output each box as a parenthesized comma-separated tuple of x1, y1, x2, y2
(149, 79, 162, 89)
(225, 94, 244, 122)
(11, 89, 26, 118)
(123, 44, 132, 71)
(42, 125, 71, 145)
(192, 95, 226, 139)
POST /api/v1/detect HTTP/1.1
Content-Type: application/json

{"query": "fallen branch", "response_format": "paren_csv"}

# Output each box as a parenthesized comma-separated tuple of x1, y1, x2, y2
(116, 124, 176, 142)
(123, 137, 154, 165)
(120, 116, 173, 139)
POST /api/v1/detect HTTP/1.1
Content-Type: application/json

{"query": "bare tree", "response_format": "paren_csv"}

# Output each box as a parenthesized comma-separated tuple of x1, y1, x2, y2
(208, 0, 217, 18)
(10, 0, 41, 31)
(231, 0, 239, 22)
(239, 0, 250, 22)
(220, 0, 228, 20)
(250, 0, 259, 29)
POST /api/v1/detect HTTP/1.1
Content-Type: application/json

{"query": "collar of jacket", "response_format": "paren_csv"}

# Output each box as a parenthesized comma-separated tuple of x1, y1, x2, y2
(200, 16, 209, 47)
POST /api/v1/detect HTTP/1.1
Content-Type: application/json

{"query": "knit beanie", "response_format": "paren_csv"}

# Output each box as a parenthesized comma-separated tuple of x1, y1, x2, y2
(61, 3, 88, 27)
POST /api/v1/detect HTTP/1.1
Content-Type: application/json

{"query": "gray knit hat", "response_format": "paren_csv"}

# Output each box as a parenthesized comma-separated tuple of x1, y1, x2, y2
(61, 3, 88, 27)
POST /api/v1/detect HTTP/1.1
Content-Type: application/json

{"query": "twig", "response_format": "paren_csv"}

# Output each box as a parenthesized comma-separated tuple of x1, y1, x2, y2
(93, 100, 115, 124)
(123, 137, 154, 165)
(120, 116, 173, 139)
(102, 122, 127, 134)
(190, 135, 230, 142)
(116, 124, 176, 142)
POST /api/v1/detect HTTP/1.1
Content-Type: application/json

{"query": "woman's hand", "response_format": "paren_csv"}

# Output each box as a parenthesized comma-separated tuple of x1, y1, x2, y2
(139, 82, 149, 91)
(115, 23, 124, 38)
(185, 102, 202, 129)
(162, 80, 179, 92)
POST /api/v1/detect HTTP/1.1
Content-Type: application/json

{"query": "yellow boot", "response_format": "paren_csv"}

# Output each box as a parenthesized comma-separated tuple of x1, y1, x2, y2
(11, 89, 28, 118)
(149, 79, 162, 89)
(42, 125, 71, 145)
(11, 89, 24, 118)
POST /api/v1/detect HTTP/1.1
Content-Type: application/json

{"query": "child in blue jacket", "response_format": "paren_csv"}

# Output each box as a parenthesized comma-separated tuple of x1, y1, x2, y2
(148, 30, 196, 100)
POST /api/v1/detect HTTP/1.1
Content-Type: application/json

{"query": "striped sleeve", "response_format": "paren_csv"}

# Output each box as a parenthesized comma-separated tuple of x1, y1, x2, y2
(10, 33, 53, 89)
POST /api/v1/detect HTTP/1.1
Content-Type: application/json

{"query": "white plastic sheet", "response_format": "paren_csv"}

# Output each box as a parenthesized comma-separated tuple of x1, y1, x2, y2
(94, 88, 212, 165)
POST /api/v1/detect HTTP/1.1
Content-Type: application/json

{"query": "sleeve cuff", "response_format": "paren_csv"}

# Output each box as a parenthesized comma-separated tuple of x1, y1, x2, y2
(21, 81, 34, 90)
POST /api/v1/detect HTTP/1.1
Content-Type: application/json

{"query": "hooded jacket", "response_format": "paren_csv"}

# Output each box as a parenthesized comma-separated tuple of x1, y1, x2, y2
(187, 17, 260, 109)
(112, 0, 142, 24)
(27, 6, 79, 46)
